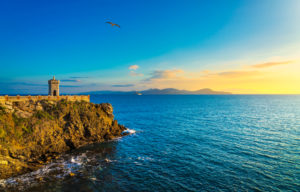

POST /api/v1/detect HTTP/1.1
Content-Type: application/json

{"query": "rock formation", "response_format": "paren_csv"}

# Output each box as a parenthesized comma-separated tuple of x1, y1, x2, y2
(0, 100, 126, 179)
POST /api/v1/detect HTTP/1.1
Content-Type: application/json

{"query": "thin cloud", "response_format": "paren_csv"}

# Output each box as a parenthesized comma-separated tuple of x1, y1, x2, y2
(130, 71, 144, 77)
(0, 81, 46, 87)
(217, 70, 260, 78)
(252, 60, 294, 68)
(112, 84, 135, 87)
(0, 81, 47, 95)
(61, 79, 81, 82)
(70, 76, 89, 79)
(129, 65, 139, 70)
(60, 85, 81, 87)
(145, 69, 184, 81)
(129, 65, 143, 76)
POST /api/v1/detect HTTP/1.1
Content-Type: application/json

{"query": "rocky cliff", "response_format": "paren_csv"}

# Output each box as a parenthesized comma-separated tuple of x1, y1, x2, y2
(0, 100, 126, 179)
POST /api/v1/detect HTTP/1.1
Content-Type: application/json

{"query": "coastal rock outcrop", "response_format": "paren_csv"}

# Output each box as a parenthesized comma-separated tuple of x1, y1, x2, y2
(0, 100, 126, 179)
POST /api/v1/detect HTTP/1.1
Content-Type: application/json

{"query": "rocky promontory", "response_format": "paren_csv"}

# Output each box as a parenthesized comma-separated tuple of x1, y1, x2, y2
(0, 100, 126, 179)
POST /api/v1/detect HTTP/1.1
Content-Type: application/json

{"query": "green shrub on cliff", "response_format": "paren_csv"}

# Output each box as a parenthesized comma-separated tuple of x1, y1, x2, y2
(0, 127, 6, 139)
(0, 105, 5, 115)
(34, 110, 54, 120)
(0, 108, 33, 140)
(12, 116, 32, 134)
(12, 115, 30, 137)
(12, 114, 26, 125)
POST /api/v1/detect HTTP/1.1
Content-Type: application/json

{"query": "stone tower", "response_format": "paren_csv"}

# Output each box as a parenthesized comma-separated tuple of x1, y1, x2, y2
(48, 76, 60, 96)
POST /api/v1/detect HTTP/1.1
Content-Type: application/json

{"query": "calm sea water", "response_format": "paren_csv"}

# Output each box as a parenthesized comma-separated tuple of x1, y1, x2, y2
(2, 95, 300, 192)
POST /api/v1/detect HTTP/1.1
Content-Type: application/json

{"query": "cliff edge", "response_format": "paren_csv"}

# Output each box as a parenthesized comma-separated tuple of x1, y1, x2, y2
(0, 100, 126, 179)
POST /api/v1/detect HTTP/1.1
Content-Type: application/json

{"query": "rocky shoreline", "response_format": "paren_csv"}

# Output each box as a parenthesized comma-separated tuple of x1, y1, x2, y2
(0, 100, 126, 179)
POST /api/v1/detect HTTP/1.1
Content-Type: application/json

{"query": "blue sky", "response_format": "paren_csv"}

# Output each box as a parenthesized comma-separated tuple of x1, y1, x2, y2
(1, 0, 300, 94)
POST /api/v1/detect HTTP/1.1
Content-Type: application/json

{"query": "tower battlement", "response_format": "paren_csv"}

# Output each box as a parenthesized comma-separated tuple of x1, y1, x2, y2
(48, 76, 60, 96)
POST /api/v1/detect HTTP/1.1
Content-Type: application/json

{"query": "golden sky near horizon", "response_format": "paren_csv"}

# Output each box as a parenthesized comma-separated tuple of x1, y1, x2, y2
(138, 59, 300, 94)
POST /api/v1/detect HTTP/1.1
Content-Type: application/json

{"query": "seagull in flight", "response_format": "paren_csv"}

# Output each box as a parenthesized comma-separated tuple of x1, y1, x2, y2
(106, 21, 120, 28)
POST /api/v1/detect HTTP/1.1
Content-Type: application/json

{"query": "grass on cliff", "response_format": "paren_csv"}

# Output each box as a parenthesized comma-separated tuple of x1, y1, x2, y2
(0, 105, 5, 115)
(0, 114, 33, 141)
(0, 105, 34, 141)
(0, 106, 7, 139)
(34, 110, 54, 120)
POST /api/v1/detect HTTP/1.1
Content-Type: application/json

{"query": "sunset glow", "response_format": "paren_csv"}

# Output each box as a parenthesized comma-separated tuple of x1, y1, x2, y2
(0, 0, 299, 94)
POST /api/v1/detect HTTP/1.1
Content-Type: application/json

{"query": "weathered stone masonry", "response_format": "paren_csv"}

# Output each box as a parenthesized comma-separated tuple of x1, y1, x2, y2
(48, 76, 60, 96)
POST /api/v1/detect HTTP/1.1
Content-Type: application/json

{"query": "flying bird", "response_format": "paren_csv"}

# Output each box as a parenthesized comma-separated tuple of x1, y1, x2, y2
(106, 21, 120, 28)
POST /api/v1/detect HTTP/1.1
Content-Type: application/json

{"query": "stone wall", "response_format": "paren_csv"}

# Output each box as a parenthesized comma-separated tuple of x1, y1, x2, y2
(0, 95, 90, 104)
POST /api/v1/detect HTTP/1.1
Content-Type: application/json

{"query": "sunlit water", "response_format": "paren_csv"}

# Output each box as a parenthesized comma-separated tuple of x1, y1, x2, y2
(1, 95, 299, 192)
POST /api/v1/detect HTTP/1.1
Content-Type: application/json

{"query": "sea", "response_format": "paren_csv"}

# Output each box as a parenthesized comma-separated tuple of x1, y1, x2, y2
(1, 95, 299, 192)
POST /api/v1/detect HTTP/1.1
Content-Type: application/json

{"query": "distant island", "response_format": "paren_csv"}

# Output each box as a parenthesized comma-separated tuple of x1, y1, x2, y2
(82, 88, 231, 95)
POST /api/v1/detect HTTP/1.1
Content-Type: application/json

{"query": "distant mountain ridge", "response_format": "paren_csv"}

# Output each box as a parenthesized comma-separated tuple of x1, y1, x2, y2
(83, 88, 231, 95)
